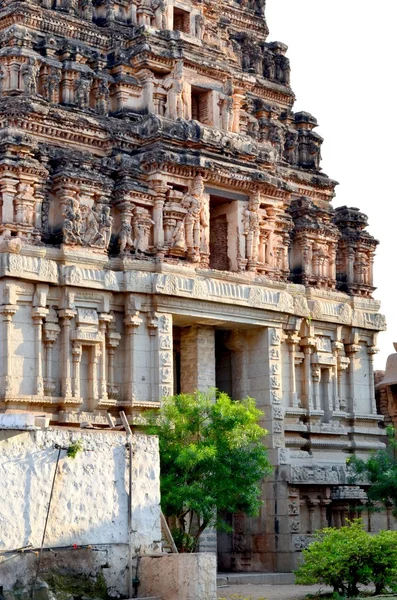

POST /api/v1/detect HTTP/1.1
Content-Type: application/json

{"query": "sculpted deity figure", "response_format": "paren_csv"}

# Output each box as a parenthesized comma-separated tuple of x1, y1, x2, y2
(132, 207, 155, 254)
(164, 60, 189, 120)
(171, 220, 186, 251)
(195, 13, 205, 39)
(14, 184, 35, 226)
(181, 175, 207, 261)
(62, 197, 82, 244)
(119, 219, 134, 253)
(219, 78, 234, 132)
(262, 50, 275, 80)
(80, 0, 94, 20)
(152, 0, 167, 29)
(96, 79, 109, 115)
(75, 75, 91, 109)
(243, 194, 261, 263)
(283, 130, 299, 165)
(21, 58, 39, 96)
(43, 68, 60, 103)
(101, 205, 113, 248)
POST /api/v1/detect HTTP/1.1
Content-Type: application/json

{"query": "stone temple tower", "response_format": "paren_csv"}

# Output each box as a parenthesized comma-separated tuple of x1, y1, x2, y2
(0, 0, 387, 579)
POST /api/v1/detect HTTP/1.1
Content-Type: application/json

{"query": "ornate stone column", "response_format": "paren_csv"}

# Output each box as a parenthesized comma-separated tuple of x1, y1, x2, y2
(320, 499, 331, 528)
(301, 336, 315, 410)
(43, 309, 60, 396)
(149, 178, 167, 249)
(286, 332, 300, 407)
(106, 320, 121, 399)
(32, 307, 49, 396)
(367, 344, 378, 414)
(345, 339, 360, 413)
(98, 313, 113, 402)
(312, 366, 321, 411)
(72, 342, 82, 398)
(124, 308, 142, 403)
(0, 304, 18, 396)
(331, 340, 343, 411)
(59, 309, 76, 398)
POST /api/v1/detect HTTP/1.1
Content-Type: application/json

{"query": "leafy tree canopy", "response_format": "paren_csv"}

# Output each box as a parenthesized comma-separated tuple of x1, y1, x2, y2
(145, 390, 272, 551)
(349, 425, 397, 517)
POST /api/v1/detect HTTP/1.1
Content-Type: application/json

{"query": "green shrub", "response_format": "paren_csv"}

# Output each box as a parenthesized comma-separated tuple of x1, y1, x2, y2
(295, 520, 371, 597)
(295, 520, 397, 597)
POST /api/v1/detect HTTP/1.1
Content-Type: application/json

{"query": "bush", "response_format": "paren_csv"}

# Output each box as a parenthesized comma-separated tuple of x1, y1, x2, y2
(295, 520, 397, 597)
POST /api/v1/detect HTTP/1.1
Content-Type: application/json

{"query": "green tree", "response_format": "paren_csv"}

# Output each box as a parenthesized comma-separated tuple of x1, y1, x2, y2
(349, 425, 397, 516)
(146, 390, 272, 552)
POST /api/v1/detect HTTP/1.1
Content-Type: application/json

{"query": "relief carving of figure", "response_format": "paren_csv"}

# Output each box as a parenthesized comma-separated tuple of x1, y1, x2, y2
(171, 220, 186, 251)
(132, 206, 155, 254)
(164, 60, 189, 120)
(262, 50, 275, 80)
(96, 80, 109, 116)
(62, 197, 82, 244)
(181, 175, 207, 262)
(44, 68, 61, 103)
(219, 78, 234, 132)
(152, 0, 167, 29)
(283, 130, 299, 165)
(21, 58, 39, 96)
(119, 219, 134, 253)
(14, 184, 35, 225)
(195, 13, 205, 39)
(80, 0, 94, 20)
(243, 194, 262, 263)
(75, 75, 91, 109)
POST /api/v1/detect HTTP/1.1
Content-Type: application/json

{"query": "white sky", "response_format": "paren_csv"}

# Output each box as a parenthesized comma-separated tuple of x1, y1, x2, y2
(266, 0, 397, 370)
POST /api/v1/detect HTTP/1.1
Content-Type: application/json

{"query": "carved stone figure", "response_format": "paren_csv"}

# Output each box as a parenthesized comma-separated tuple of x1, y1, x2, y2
(181, 175, 207, 261)
(152, 0, 167, 29)
(44, 68, 61, 103)
(96, 80, 109, 116)
(171, 220, 186, 251)
(195, 13, 205, 39)
(21, 58, 39, 96)
(119, 220, 134, 253)
(132, 207, 155, 254)
(75, 75, 91, 109)
(243, 194, 262, 263)
(62, 197, 82, 244)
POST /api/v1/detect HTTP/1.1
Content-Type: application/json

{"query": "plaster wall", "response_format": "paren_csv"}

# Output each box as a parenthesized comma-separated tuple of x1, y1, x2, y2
(0, 428, 161, 594)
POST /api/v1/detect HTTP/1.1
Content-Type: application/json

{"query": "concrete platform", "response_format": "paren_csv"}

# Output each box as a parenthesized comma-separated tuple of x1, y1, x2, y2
(217, 572, 295, 586)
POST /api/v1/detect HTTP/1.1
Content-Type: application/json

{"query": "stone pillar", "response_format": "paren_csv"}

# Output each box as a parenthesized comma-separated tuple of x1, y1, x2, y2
(345, 340, 360, 413)
(43, 310, 60, 396)
(228, 331, 249, 400)
(301, 336, 315, 410)
(286, 332, 300, 407)
(0, 304, 18, 396)
(72, 342, 82, 398)
(147, 313, 173, 402)
(180, 325, 215, 393)
(32, 307, 49, 396)
(91, 344, 100, 407)
(106, 320, 121, 399)
(368, 345, 378, 414)
(99, 313, 113, 402)
(320, 499, 331, 528)
(59, 309, 75, 398)
(124, 309, 142, 403)
(149, 179, 166, 249)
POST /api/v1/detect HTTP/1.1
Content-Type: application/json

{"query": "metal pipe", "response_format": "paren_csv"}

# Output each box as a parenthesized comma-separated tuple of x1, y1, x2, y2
(30, 446, 62, 600)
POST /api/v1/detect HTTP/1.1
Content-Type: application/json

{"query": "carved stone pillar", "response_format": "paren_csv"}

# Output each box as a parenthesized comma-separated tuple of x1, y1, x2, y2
(231, 92, 244, 133)
(301, 337, 315, 410)
(124, 309, 142, 402)
(0, 304, 18, 396)
(150, 179, 167, 249)
(286, 333, 300, 407)
(59, 309, 75, 398)
(312, 366, 321, 411)
(106, 320, 121, 399)
(147, 313, 173, 402)
(98, 313, 113, 402)
(32, 307, 49, 396)
(345, 340, 360, 413)
(367, 345, 378, 414)
(72, 342, 82, 398)
(91, 345, 100, 405)
(320, 499, 331, 528)
(43, 309, 60, 396)
(331, 340, 343, 411)
(307, 499, 319, 534)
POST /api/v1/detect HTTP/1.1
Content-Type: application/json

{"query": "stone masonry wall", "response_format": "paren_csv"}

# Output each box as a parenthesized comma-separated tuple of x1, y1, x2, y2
(0, 428, 161, 595)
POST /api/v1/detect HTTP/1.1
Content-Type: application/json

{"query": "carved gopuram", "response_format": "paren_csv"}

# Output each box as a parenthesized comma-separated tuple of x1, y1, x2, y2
(0, 0, 387, 578)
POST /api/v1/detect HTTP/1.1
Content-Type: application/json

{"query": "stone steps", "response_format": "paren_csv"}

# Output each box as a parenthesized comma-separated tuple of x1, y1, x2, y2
(217, 572, 295, 586)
